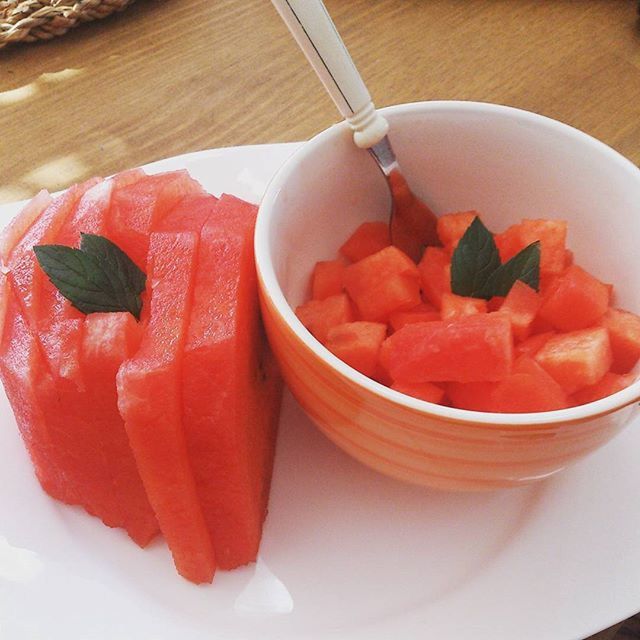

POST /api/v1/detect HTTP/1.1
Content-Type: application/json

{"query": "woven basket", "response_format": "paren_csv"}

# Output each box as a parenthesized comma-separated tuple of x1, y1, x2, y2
(0, 0, 136, 50)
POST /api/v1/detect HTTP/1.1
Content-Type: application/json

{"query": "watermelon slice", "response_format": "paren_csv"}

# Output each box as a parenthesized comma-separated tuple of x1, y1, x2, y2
(0, 295, 63, 497)
(117, 231, 215, 583)
(76, 313, 158, 545)
(38, 179, 114, 387)
(8, 180, 98, 330)
(0, 190, 52, 338)
(181, 194, 283, 570)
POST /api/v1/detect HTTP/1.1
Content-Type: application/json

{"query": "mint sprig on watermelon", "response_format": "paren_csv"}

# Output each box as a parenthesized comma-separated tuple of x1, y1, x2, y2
(33, 233, 146, 320)
(451, 216, 540, 299)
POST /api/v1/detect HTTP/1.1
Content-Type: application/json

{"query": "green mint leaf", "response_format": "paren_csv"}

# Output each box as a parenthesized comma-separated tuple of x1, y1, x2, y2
(479, 241, 541, 297)
(450, 216, 501, 298)
(34, 235, 146, 320)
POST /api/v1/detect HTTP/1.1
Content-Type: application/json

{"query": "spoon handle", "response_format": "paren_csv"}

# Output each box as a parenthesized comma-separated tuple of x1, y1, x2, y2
(271, 0, 389, 149)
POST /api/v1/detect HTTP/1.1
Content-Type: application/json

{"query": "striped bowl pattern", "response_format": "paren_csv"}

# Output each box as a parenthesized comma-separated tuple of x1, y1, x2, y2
(260, 286, 639, 490)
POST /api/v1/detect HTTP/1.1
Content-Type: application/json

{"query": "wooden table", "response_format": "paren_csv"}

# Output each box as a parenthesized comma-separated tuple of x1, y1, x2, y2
(1, 1, 639, 637)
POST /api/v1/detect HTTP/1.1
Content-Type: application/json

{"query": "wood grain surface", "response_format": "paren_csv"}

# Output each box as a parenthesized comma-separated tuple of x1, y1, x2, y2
(1, 1, 639, 637)
(1, 0, 640, 205)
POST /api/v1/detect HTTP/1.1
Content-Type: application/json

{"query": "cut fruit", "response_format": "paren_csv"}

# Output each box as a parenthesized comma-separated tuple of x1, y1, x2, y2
(440, 293, 488, 321)
(571, 372, 636, 405)
(311, 259, 346, 300)
(339, 221, 390, 263)
(117, 231, 216, 584)
(380, 313, 513, 383)
(182, 194, 283, 570)
(537, 265, 609, 331)
(296, 293, 355, 344)
(436, 211, 477, 251)
(153, 193, 218, 233)
(489, 356, 569, 412)
(500, 280, 541, 340)
(534, 327, 612, 394)
(388, 303, 439, 332)
(495, 219, 567, 274)
(325, 321, 387, 377)
(107, 170, 204, 269)
(391, 380, 445, 404)
(599, 308, 640, 373)
(418, 247, 451, 309)
(343, 246, 421, 321)
(448, 356, 568, 412)
(515, 331, 555, 358)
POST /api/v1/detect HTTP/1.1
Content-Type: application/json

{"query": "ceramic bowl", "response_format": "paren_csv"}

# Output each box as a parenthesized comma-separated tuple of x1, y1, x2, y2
(255, 101, 640, 490)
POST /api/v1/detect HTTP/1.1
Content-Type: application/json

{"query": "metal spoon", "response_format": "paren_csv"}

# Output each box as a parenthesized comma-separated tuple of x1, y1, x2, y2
(271, 0, 440, 262)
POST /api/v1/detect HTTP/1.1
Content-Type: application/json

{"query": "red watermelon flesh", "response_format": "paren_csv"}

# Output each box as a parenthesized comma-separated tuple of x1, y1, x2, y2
(8, 180, 98, 325)
(153, 193, 218, 233)
(38, 179, 114, 387)
(0, 295, 64, 499)
(0, 190, 52, 338)
(182, 194, 283, 570)
(75, 313, 158, 546)
(117, 231, 216, 583)
(106, 170, 204, 269)
(111, 168, 146, 188)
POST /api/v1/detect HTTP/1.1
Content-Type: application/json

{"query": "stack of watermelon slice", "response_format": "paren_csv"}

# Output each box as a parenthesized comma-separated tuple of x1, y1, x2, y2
(0, 170, 283, 584)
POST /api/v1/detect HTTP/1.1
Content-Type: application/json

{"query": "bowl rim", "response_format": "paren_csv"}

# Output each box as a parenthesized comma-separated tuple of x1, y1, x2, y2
(255, 100, 640, 427)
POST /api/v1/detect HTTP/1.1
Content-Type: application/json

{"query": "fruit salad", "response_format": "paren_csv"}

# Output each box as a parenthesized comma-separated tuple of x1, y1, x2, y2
(296, 212, 640, 413)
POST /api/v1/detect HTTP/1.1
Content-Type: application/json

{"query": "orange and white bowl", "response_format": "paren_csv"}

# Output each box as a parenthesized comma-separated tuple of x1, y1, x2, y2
(255, 101, 640, 491)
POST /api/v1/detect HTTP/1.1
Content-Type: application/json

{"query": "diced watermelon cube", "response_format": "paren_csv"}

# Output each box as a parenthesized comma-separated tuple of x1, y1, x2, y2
(537, 265, 609, 331)
(448, 356, 568, 412)
(500, 281, 541, 340)
(487, 296, 505, 312)
(389, 303, 440, 332)
(515, 331, 555, 357)
(325, 321, 387, 377)
(418, 247, 451, 309)
(495, 219, 567, 274)
(534, 327, 612, 393)
(488, 356, 569, 412)
(391, 380, 445, 404)
(440, 293, 488, 321)
(339, 221, 390, 263)
(447, 381, 497, 412)
(296, 293, 355, 344)
(599, 308, 640, 373)
(311, 259, 346, 300)
(436, 211, 478, 251)
(571, 372, 636, 405)
(379, 313, 513, 383)
(343, 246, 421, 321)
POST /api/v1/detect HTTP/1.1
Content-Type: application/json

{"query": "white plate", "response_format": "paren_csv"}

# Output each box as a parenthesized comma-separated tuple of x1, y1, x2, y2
(0, 144, 638, 640)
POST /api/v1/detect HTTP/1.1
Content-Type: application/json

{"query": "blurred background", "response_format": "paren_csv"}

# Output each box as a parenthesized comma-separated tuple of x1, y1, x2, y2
(1, 0, 639, 204)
